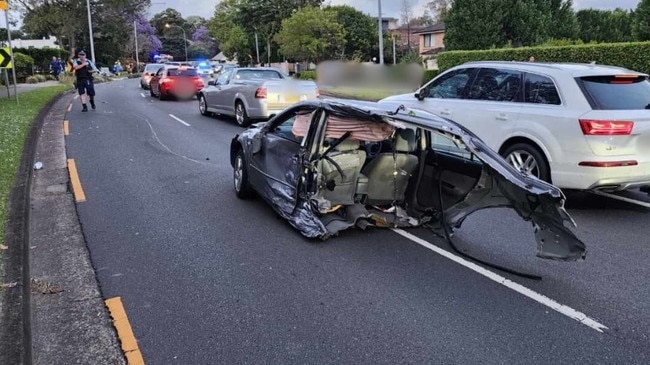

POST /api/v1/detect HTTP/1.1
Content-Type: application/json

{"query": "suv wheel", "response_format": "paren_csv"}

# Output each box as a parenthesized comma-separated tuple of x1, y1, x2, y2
(502, 143, 550, 183)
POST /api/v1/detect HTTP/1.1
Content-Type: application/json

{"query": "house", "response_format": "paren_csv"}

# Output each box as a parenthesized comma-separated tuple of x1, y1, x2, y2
(372, 17, 399, 32)
(11, 36, 61, 50)
(390, 25, 421, 51)
(413, 23, 445, 69)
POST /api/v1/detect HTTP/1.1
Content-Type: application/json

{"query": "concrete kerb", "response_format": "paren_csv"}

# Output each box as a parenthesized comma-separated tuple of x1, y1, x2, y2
(0, 89, 126, 365)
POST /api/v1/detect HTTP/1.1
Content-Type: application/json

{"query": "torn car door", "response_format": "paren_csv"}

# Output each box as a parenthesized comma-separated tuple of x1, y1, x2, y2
(424, 129, 586, 261)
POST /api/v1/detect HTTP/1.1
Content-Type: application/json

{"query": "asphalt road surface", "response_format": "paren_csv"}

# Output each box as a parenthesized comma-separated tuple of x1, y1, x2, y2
(65, 79, 650, 365)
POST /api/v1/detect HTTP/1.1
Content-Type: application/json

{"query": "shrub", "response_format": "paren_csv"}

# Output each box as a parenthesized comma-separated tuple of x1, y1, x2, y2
(35, 74, 47, 82)
(45, 74, 56, 81)
(26, 76, 39, 83)
(298, 70, 317, 80)
(437, 42, 650, 75)
(422, 69, 440, 85)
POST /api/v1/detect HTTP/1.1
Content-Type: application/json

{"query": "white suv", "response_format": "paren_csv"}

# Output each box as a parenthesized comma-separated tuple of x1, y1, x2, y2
(381, 61, 650, 191)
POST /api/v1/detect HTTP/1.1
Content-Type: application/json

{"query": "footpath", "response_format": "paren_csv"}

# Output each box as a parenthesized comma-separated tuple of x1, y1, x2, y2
(0, 82, 125, 364)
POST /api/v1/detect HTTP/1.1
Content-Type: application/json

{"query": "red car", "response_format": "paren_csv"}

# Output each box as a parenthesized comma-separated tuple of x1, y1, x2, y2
(149, 65, 205, 100)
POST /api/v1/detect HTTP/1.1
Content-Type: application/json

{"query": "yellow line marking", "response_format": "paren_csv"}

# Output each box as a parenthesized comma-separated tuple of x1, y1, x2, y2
(105, 297, 145, 365)
(63, 120, 69, 136)
(67, 103, 72, 112)
(66, 159, 86, 202)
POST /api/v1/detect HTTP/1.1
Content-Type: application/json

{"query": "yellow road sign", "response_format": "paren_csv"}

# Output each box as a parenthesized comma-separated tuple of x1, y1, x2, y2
(0, 1, 8, 11)
(0, 48, 12, 68)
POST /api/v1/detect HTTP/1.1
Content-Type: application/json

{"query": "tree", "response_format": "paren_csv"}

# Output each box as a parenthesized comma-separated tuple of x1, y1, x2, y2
(547, 0, 579, 40)
(124, 14, 162, 63)
(400, 0, 413, 27)
(274, 6, 346, 63)
(444, 0, 506, 50)
(325, 5, 376, 61)
(208, 0, 252, 64)
(577, 8, 634, 43)
(634, 0, 650, 40)
(17, 0, 150, 64)
(428, 0, 451, 23)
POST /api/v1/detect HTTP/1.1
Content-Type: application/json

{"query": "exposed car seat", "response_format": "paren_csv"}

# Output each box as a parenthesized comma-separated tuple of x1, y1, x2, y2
(319, 138, 367, 206)
(361, 129, 419, 205)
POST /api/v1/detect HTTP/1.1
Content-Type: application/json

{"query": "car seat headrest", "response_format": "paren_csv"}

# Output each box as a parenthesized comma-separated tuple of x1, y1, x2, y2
(395, 129, 416, 152)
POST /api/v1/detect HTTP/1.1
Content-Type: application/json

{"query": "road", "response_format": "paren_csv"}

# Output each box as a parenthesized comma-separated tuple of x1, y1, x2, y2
(64, 78, 650, 364)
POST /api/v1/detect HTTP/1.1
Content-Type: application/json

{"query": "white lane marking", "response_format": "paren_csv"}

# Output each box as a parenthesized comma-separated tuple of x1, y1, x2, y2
(590, 189, 650, 209)
(169, 114, 190, 127)
(391, 228, 608, 333)
(140, 92, 146, 98)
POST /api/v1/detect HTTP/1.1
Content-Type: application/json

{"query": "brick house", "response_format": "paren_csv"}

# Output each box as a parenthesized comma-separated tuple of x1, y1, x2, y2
(413, 23, 445, 69)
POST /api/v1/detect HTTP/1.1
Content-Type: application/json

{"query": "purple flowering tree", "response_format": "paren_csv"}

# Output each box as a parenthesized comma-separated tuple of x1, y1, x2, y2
(127, 15, 163, 62)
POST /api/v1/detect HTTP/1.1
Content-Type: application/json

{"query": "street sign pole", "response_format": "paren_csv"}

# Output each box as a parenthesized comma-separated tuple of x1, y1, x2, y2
(3, 2, 18, 103)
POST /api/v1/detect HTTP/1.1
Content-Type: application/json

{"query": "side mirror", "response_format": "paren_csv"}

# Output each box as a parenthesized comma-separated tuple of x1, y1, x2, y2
(415, 89, 426, 101)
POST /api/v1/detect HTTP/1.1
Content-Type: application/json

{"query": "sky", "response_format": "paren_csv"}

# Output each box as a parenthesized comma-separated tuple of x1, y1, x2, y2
(154, 0, 642, 20)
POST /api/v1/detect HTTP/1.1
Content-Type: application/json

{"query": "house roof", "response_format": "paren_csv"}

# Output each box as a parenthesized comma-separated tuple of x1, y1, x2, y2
(413, 23, 445, 34)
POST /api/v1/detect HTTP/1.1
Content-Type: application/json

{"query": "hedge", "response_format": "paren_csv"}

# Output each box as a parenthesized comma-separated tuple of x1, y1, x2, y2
(437, 42, 650, 75)
(12, 47, 67, 71)
(298, 70, 316, 80)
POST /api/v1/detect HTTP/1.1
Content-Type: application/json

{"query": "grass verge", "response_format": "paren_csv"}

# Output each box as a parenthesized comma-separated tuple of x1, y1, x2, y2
(0, 85, 69, 249)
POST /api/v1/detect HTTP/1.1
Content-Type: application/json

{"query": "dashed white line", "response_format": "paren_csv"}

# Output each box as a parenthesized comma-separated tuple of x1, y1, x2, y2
(140, 92, 146, 98)
(169, 114, 190, 127)
(391, 228, 608, 333)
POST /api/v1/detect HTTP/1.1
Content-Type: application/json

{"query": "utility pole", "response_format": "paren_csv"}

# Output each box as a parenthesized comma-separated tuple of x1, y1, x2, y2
(134, 20, 139, 71)
(86, 0, 95, 62)
(377, 0, 384, 65)
(254, 32, 260, 65)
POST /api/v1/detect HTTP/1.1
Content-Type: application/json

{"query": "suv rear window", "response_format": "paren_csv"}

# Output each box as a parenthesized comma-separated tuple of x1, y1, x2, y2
(168, 68, 198, 76)
(578, 75, 650, 110)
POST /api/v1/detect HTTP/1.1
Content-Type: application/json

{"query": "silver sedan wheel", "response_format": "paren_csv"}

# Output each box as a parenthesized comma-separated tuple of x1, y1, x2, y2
(235, 102, 248, 126)
(506, 150, 540, 178)
(199, 95, 207, 115)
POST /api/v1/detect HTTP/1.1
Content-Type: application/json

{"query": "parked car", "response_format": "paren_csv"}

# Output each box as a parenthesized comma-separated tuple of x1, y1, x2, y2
(230, 99, 586, 261)
(140, 63, 164, 89)
(149, 65, 205, 100)
(380, 61, 650, 192)
(198, 67, 319, 126)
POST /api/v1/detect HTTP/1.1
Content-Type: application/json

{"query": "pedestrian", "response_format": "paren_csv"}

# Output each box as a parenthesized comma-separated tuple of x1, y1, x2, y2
(528, 54, 536, 62)
(72, 50, 99, 112)
(50, 56, 62, 80)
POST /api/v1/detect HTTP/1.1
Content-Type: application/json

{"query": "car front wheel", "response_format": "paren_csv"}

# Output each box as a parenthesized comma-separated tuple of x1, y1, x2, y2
(234, 150, 254, 199)
(502, 143, 550, 183)
(235, 101, 251, 127)
(199, 95, 210, 116)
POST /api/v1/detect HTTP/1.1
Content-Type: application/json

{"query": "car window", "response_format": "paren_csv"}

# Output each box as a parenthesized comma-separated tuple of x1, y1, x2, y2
(234, 70, 283, 80)
(468, 68, 522, 102)
(578, 75, 650, 110)
(155, 68, 164, 76)
(167, 68, 198, 76)
(269, 109, 315, 144)
(216, 70, 232, 85)
(428, 131, 481, 162)
(524, 73, 561, 105)
(425, 68, 474, 99)
(145, 64, 163, 73)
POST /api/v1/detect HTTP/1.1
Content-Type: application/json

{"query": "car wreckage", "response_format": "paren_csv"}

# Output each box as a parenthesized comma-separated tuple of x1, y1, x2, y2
(230, 99, 587, 261)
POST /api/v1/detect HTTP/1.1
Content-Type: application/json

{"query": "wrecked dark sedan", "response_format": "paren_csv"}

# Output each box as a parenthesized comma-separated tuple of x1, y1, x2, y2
(229, 99, 586, 261)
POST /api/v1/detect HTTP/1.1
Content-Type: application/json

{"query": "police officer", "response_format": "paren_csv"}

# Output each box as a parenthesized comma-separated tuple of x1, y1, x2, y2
(72, 50, 98, 112)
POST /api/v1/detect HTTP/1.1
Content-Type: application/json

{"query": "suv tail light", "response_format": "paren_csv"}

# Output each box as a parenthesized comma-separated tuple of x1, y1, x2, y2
(161, 77, 173, 84)
(579, 160, 638, 167)
(255, 87, 267, 99)
(579, 120, 634, 135)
